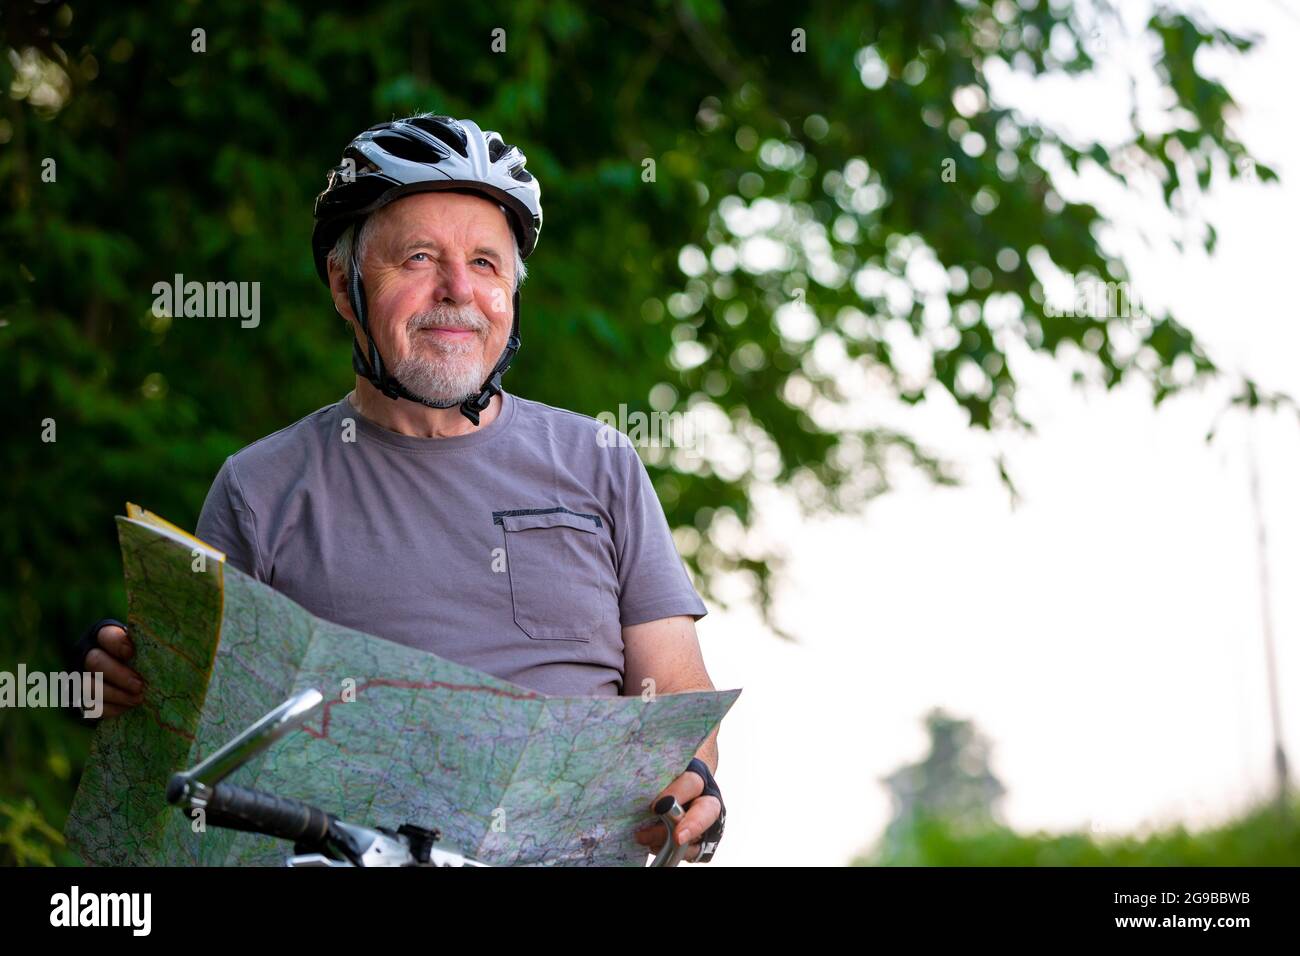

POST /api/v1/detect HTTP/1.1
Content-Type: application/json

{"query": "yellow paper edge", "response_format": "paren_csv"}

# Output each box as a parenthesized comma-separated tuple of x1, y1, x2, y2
(125, 501, 227, 563)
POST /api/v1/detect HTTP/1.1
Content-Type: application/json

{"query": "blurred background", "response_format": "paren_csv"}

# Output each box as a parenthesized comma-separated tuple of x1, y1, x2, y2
(2, 0, 1297, 865)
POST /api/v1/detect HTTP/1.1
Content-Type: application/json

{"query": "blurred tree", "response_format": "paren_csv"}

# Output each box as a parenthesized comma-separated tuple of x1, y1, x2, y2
(0, 0, 1291, 837)
(877, 707, 1006, 862)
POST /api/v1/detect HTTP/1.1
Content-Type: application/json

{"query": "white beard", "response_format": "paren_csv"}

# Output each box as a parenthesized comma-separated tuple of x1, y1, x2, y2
(391, 304, 497, 405)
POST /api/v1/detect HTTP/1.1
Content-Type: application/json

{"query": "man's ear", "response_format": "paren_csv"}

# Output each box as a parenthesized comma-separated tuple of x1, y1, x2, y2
(326, 257, 358, 325)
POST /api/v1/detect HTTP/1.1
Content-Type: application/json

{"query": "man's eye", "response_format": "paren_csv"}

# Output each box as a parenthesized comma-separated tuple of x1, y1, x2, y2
(409, 252, 430, 262)
(473, 257, 494, 269)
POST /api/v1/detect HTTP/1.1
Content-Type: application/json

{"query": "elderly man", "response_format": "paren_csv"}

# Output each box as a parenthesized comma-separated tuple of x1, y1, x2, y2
(72, 114, 726, 863)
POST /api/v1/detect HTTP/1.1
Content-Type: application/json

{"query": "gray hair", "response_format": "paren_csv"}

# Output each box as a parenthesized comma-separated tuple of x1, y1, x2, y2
(328, 205, 528, 292)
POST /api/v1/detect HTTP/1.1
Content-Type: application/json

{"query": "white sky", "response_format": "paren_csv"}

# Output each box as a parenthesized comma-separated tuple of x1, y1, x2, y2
(694, 3, 1300, 866)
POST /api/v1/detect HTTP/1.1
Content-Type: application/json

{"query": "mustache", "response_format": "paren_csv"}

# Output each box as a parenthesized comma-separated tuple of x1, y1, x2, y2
(407, 307, 488, 334)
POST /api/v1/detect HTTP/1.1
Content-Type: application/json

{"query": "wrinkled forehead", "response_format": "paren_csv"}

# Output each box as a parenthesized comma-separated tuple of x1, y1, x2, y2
(369, 189, 513, 246)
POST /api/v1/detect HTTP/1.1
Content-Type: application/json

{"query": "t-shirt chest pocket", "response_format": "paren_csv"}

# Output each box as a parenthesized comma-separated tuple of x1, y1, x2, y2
(495, 508, 612, 641)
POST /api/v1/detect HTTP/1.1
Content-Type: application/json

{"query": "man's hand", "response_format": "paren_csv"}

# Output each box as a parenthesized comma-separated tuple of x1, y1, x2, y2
(83, 623, 146, 718)
(633, 766, 722, 863)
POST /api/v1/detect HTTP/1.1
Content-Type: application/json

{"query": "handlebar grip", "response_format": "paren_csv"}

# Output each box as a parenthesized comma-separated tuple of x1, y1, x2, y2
(203, 783, 334, 845)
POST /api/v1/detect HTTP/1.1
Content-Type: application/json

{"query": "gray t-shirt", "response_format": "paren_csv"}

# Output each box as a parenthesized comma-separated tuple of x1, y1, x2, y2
(194, 389, 707, 698)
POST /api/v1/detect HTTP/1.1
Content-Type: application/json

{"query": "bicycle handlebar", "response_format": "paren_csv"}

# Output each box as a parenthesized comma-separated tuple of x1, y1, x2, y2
(201, 781, 335, 845)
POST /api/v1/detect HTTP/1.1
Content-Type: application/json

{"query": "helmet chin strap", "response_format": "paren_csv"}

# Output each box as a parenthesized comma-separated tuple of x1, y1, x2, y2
(347, 252, 521, 426)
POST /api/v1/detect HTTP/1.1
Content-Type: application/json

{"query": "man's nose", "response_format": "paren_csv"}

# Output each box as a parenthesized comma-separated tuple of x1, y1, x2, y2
(431, 259, 476, 306)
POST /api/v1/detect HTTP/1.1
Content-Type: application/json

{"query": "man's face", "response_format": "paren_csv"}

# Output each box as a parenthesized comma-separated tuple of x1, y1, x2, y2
(330, 190, 516, 405)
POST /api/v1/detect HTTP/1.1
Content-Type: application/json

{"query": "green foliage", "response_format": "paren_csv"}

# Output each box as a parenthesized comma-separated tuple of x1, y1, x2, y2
(0, 796, 80, 866)
(0, 0, 1290, 852)
(858, 797, 1300, 866)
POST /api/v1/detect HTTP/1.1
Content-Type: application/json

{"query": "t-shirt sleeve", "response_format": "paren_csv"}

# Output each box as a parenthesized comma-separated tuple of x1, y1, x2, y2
(195, 456, 264, 580)
(612, 443, 708, 627)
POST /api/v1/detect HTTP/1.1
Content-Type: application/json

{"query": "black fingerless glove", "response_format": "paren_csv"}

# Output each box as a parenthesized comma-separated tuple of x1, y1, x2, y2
(685, 757, 725, 863)
(68, 617, 127, 726)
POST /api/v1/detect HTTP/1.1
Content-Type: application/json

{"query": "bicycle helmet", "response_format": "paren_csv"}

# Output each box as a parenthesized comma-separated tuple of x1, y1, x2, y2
(311, 114, 543, 425)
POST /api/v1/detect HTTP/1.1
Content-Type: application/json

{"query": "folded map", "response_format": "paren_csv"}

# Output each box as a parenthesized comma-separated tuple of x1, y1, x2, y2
(63, 505, 740, 866)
